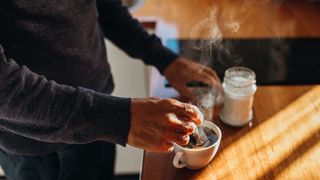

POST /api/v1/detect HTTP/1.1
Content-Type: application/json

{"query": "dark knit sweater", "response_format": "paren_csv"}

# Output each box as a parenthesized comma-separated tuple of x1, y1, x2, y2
(0, 0, 178, 155)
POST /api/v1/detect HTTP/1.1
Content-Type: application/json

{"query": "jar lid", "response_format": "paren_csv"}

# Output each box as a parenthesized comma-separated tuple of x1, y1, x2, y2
(224, 66, 256, 88)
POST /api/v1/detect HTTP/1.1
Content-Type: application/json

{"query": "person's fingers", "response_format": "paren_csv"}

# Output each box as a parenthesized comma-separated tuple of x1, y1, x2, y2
(172, 83, 195, 101)
(187, 70, 215, 86)
(203, 68, 223, 91)
(142, 136, 174, 153)
(176, 113, 202, 126)
(189, 105, 204, 126)
(204, 67, 220, 82)
(199, 72, 218, 86)
(167, 112, 200, 132)
(201, 69, 224, 104)
(149, 97, 160, 100)
(192, 71, 222, 99)
(169, 119, 194, 134)
(161, 142, 174, 153)
(164, 99, 197, 117)
(165, 132, 190, 147)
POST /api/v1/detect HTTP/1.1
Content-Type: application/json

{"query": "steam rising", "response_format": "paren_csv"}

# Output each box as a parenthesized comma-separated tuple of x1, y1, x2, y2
(189, 0, 288, 69)
(190, 6, 222, 68)
(188, 0, 299, 107)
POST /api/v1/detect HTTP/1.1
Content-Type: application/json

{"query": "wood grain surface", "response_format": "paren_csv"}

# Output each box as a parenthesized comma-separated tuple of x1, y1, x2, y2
(135, 1, 320, 179)
(133, 0, 320, 39)
(141, 85, 320, 179)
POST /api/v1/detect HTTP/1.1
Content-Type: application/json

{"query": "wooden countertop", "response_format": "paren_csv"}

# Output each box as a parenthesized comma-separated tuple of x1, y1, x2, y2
(133, 0, 320, 39)
(141, 85, 320, 179)
(135, 1, 320, 179)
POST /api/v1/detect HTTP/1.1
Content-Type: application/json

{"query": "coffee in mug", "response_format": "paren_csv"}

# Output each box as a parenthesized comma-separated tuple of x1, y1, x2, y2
(185, 127, 219, 149)
(172, 121, 222, 170)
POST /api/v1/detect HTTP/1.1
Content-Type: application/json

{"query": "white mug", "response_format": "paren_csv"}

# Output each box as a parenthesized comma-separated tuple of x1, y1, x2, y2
(172, 121, 222, 170)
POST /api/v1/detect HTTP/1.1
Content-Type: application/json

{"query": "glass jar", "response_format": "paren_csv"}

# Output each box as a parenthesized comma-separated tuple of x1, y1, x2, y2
(193, 87, 216, 122)
(219, 66, 257, 126)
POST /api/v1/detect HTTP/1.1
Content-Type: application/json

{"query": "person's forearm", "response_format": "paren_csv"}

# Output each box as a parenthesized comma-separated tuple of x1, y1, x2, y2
(0, 45, 130, 146)
(96, 0, 178, 74)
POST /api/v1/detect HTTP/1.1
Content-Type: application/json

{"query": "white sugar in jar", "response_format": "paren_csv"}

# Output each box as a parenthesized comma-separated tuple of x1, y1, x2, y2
(219, 67, 257, 126)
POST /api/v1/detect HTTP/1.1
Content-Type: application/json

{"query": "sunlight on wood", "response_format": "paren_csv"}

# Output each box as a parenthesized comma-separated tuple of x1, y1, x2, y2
(280, 138, 320, 180)
(276, 114, 320, 179)
(192, 87, 320, 179)
(141, 87, 320, 180)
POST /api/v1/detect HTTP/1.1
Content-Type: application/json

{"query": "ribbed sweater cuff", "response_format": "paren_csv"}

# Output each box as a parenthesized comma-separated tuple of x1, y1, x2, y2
(81, 90, 131, 146)
(154, 46, 179, 74)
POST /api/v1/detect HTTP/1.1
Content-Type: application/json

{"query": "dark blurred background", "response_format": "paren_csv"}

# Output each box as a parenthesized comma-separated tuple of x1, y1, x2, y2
(166, 38, 320, 85)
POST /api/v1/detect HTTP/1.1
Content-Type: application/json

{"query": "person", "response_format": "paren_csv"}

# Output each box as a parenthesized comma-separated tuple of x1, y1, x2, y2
(0, 0, 221, 179)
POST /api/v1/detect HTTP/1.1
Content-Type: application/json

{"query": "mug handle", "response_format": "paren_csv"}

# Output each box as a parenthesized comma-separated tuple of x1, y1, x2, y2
(173, 151, 186, 168)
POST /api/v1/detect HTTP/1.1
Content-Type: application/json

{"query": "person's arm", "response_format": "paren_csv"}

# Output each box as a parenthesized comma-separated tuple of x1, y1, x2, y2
(96, 1, 223, 103)
(0, 45, 201, 152)
(96, 0, 178, 74)
(0, 45, 130, 146)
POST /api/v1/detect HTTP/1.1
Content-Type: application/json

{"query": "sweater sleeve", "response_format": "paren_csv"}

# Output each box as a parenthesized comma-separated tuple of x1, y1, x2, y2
(96, 0, 178, 74)
(0, 45, 130, 146)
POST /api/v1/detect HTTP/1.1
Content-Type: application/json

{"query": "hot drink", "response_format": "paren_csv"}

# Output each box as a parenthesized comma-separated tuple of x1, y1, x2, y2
(173, 121, 222, 169)
(185, 127, 218, 149)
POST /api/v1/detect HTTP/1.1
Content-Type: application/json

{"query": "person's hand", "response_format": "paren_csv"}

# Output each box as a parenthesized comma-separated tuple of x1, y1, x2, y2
(128, 98, 203, 152)
(163, 57, 222, 103)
